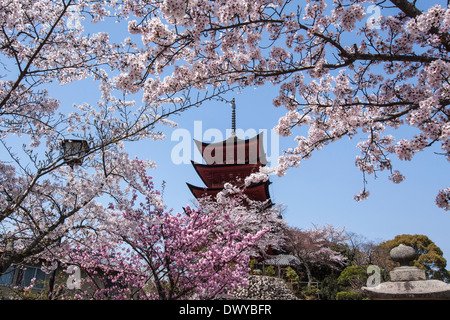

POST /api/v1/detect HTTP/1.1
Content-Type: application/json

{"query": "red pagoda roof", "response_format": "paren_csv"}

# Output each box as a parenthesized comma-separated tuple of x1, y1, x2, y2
(194, 132, 268, 165)
(186, 181, 272, 203)
(188, 129, 271, 205)
(191, 160, 264, 189)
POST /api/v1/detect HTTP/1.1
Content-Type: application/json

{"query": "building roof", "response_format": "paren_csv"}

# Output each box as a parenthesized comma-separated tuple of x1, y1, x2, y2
(188, 130, 271, 204)
(186, 180, 272, 203)
(193, 132, 268, 165)
(262, 254, 300, 266)
(190, 160, 264, 189)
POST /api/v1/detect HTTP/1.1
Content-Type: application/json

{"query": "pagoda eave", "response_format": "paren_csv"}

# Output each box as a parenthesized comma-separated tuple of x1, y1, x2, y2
(194, 132, 268, 165)
(191, 160, 265, 189)
(186, 181, 272, 203)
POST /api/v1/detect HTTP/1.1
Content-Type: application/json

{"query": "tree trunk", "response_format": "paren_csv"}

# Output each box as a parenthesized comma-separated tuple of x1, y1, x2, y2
(303, 263, 313, 291)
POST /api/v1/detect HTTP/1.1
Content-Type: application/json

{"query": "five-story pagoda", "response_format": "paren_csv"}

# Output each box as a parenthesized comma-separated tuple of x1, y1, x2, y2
(187, 99, 272, 204)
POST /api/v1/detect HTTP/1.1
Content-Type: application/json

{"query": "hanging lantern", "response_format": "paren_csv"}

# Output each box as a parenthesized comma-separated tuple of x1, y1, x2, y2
(60, 139, 90, 167)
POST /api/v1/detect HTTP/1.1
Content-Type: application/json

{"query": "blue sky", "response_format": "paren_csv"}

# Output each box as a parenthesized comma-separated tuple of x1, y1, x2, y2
(143, 86, 450, 263)
(4, 0, 450, 265)
(48, 37, 450, 266)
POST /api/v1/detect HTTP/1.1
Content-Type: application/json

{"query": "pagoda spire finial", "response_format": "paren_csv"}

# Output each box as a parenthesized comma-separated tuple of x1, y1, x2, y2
(231, 98, 236, 136)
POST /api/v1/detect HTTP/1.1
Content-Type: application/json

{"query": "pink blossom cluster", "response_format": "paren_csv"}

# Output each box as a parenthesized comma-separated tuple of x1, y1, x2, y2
(388, 170, 405, 184)
(2, 0, 450, 299)
(201, 189, 286, 257)
(331, 3, 366, 32)
(285, 223, 348, 278)
(405, 5, 447, 36)
(57, 160, 272, 300)
(435, 188, 450, 211)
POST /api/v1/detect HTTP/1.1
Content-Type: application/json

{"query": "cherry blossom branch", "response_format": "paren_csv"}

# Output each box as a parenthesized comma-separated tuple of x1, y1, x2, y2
(0, 0, 72, 111)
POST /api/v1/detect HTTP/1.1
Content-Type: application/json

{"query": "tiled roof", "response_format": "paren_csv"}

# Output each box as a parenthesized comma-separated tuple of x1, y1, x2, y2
(263, 254, 300, 266)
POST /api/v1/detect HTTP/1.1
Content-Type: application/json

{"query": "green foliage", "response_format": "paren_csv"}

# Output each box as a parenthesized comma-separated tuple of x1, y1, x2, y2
(253, 233, 450, 300)
(331, 266, 369, 300)
(337, 266, 367, 288)
(264, 265, 276, 277)
(301, 284, 320, 300)
(319, 274, 340, 300)
(380, 234, 449, 282)
(249, 259, 262, 275)
(0, 285, 49, 300)
(336, 291, 363, 300)
(285, 267, 299, 284)
(249, 259, 256, 270)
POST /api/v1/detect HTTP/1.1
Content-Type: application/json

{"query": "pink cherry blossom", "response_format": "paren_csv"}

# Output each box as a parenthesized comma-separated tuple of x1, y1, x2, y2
(115, 0, 449, 208)
(59, 160, 274, 300)
(2, 0, 450, 300)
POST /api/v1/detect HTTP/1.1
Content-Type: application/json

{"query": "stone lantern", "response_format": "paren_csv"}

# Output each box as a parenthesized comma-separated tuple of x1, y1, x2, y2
(363, 244, 450, 300)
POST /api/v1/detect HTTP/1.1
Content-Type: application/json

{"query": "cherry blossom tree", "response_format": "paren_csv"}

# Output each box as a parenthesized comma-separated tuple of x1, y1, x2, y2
(0, 0, 214, 276)
(195, 185, 287, 258)
(118, 0, 449, 210)
(0, 0, 129, 275)
(284, 224, 348, 289)
(2, 0, 450, 298)
(0, 0, 283, 289)
(58, 160, 268, 300)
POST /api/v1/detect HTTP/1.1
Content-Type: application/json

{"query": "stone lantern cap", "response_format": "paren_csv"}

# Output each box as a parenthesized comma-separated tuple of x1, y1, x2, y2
(390, 244, 417, 266)
(389, 244, 426, 282)
(363, 244, 450, 300)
